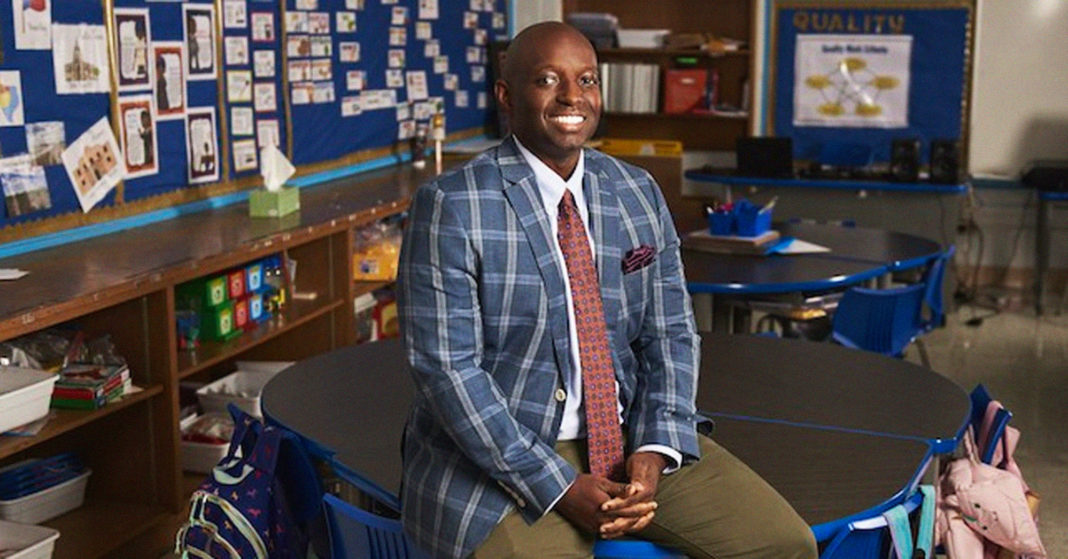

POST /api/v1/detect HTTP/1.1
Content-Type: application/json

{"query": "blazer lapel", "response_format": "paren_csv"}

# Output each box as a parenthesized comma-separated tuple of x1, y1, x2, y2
(584, 157, 623, 351)
(498, 138, 573, 385)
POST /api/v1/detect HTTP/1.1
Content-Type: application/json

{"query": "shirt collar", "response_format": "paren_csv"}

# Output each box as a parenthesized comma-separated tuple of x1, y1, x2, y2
(513, 136, 585, 210)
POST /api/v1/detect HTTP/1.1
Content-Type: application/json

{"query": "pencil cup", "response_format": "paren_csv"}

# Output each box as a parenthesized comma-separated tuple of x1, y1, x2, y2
(735, 207, 771, 237)
(708, 212, 734, 235)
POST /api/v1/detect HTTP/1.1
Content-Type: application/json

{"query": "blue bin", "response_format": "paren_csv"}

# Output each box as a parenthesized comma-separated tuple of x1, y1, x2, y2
(708, 212, 734, 235)
(735, 207, 772, 237)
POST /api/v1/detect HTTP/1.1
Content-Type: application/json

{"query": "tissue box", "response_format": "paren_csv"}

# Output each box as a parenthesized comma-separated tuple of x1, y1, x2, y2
(249, 187, 300, 218)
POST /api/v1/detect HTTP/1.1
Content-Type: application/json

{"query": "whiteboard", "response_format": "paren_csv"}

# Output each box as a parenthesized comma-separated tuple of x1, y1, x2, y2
(969, 0, 1068, 179)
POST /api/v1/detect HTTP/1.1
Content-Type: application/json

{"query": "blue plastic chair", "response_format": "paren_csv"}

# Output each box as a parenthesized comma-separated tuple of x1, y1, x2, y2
(819, 486, 933, 559)
(969, 384, 1014, 465)
(831, 282, 926, 359)
(322, 493, 429, 559)
(595, 539, 687, 558)
(920, 245, 957, 332)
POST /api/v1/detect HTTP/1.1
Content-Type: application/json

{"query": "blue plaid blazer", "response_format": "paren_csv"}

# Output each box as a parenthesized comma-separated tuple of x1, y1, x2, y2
(397, 137, 701, 558)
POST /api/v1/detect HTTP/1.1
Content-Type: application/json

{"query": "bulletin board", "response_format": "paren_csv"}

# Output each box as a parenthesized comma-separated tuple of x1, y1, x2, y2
(0, 0, 507, 240)
(768, 2, 972, 165)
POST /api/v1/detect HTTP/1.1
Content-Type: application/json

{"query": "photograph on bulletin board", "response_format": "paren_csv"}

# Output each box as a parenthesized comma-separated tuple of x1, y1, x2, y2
(0, 155, 51, 218)
(52, 24, 110, 95)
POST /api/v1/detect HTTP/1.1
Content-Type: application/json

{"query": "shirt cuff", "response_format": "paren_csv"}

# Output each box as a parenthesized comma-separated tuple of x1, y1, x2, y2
(546, 479, 575, 514)
(634, 444, 683, 474)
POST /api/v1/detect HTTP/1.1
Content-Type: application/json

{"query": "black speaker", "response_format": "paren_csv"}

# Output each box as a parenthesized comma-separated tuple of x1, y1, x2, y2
(930, 138, 964, 184)
(889, 138, 920, 182)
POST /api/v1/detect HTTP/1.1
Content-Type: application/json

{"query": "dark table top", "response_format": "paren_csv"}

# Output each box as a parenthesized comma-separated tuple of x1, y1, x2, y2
(698, 333, 970, 452)
(682, 223, 942, 294)
(262, 335, 966, 534)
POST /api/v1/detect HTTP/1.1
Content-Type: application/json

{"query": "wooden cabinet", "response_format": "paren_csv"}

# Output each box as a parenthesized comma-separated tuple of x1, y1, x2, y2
(564, 0, 755, 150)
(0, 164, 422, 558)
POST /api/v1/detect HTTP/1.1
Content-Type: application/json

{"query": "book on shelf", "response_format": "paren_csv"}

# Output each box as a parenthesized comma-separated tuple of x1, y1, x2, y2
(663, 68, 707, 114)
(51, 363, 130, 409)
(599, 62, 659, 114)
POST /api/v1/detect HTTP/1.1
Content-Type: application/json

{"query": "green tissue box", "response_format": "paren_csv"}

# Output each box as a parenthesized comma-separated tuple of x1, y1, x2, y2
(249, 187, 300, 218)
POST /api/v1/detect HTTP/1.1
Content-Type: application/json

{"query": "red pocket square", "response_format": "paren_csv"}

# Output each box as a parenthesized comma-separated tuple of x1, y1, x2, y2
(622, 245, 655, 274)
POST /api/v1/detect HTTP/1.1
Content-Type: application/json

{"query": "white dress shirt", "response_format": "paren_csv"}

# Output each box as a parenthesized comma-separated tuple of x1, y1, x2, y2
(513, 138, 682, 477)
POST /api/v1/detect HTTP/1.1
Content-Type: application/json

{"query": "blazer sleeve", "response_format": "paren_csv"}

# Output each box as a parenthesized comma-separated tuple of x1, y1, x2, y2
(398, 182, 575, 521)
(625, 170, 702, 463)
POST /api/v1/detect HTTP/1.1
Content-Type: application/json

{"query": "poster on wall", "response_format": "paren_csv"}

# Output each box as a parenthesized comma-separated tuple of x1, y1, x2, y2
(0, 71, 25, 127)
(183, 4, 217, 81)
(232, 138, 257, 172)
(118, 95, 158, 179)
(256, 119, 279, 149)
(12, 0, 51, 50)
(793, 34, 912, 128)
(114, 8, 153, 92)
(153, 42, 185, 119)
(185, 107, 219, 184)
(61, 116, 123, 213)
(52, 24, 109, 94)
(25, 121, 65, 166)
(0, 154, 51, 217)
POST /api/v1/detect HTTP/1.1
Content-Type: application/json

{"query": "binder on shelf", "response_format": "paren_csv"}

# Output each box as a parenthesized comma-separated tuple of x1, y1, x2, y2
(663, 69, 707, 114)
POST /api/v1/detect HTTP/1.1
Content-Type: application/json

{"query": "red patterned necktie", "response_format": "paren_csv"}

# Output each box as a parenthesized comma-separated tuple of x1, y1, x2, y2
(557, 189, 625, 480)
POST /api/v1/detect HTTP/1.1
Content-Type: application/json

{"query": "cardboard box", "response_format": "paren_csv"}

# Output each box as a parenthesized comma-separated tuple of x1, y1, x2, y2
(249, 187, 300, 218)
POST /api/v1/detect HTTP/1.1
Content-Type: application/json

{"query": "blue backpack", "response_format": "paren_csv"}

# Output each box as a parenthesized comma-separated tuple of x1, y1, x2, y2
(175, 406, 320, 558)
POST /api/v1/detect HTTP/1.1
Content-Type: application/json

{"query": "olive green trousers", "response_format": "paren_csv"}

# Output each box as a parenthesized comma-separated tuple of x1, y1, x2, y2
(472, 435, 817, 559)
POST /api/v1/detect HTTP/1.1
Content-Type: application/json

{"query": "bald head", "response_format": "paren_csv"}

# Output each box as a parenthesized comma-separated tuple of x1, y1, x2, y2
(500, 22, 596, 86)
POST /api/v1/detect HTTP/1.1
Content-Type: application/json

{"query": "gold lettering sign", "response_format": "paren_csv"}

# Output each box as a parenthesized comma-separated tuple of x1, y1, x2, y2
(793, 11, 905, 34)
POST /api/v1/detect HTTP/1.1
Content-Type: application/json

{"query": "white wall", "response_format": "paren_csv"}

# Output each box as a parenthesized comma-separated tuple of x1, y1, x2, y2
(512, 0, 561, 34)
(969, 0, 1068, 179)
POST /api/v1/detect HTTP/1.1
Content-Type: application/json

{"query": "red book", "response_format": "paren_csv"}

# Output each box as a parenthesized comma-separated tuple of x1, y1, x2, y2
(662, 69, 708, 114)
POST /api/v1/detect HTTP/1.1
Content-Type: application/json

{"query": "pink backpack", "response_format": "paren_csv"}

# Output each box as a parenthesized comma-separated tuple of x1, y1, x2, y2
(935, 400, 1045, 558)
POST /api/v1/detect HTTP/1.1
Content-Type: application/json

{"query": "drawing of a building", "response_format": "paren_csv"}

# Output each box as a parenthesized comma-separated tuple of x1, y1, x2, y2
(73, 142, 116, 193)
(65, 42, 101, 82)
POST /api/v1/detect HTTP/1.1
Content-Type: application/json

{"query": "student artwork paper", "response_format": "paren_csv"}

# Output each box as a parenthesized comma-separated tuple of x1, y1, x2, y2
(415, 21, 432, 40)
(418, 0, 439, 20)
(118, 95, 158, 179)
(0, 72, 25, 127)
(115, 8, 152, 92)
(61, 116, 123, 212)
(13, 0, 51, 50)
(232, 139, 258, 172)
(153, 42, 186, 119)
(339, 42, 360, 63)
(225, 36, 249, 66)
(285, 12, 307, 34)
(406, 71, 428, 101)
(336, 12, 356, 33)
(251, 12, 274, 42)
(52, 24, 109, 94)
(254, 83, 277, 112)
(227, 70, 253, 103)
(256, 119, 279, 149)
(185, 108, 219, 184)
(231, 106, 254, 136)
(184, 4, 217, 81)
(25, 121, 65, 166)
(223, 0, 247, 29)
(346, 70, 365, 91)
(254, 51, 275, 78)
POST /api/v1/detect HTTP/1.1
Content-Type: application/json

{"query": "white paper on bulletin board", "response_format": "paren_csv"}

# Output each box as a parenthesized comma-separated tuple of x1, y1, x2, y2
(793, 34, 912, 128)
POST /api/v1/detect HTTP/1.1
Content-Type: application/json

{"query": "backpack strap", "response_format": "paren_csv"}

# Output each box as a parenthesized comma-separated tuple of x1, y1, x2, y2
(883, 503, 913, 559)
(883, 484, 936, 559)
(915, 485, 935, 558)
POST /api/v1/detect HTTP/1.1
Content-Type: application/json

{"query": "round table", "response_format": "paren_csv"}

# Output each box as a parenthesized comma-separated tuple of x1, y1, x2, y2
(262, 335, 968, 539)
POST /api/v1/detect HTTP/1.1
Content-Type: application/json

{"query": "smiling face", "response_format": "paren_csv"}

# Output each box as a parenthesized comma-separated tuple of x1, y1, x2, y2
(496, 23, 601, 179)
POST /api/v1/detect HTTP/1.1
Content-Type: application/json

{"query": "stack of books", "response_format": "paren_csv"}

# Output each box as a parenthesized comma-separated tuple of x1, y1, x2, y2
(51, 363, 130, 410)
(599, 62, 660, 114)
(683, 229, 782, 255)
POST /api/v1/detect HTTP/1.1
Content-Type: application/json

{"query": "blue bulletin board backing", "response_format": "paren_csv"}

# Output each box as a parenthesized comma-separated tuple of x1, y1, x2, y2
(0, 0, 507, 238)
(770, 3, 972, 164)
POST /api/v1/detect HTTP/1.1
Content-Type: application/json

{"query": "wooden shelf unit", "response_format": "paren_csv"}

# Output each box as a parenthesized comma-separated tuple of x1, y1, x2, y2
(0, 163, 423, 557)
(564, 0, 755, 150)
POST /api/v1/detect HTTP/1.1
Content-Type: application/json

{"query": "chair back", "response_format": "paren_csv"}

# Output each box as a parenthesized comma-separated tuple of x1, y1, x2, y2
(819, 488, 931, 559)
(969, 384, 1014, 465)
(831, 283, 925, 357)
(921, 245, 956, 331)
(322, 493, 427, 559)
(594, 538, 687, 558)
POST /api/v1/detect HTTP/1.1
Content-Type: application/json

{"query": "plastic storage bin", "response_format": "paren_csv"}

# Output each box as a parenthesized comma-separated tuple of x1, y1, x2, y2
(179, 413, 231, 473)
(0, 465, 90, 524)
(196, 370, 277, 418)
(0, 520, 60, 559)
(0, 367, 58, 434)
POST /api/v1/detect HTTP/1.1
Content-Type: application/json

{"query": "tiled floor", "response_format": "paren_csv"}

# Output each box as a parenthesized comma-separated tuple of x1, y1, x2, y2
(909, 300, 1067, 556)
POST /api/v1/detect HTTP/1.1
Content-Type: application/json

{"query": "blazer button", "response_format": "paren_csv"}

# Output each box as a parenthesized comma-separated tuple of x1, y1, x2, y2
(516, 497, 526, 508)
(554, 389, 567, 402)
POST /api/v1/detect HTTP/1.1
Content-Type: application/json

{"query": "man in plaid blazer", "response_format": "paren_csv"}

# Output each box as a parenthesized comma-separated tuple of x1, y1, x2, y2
(398, 22, 816, 559)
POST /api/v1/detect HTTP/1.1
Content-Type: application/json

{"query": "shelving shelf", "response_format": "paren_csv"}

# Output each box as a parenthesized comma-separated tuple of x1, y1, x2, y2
(0, 386, 163, 460)
(0, 162, 424, 557)
(598, 47, 751, 58)
(47, 500, 168, 559)
(177, 298, 345, 379)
